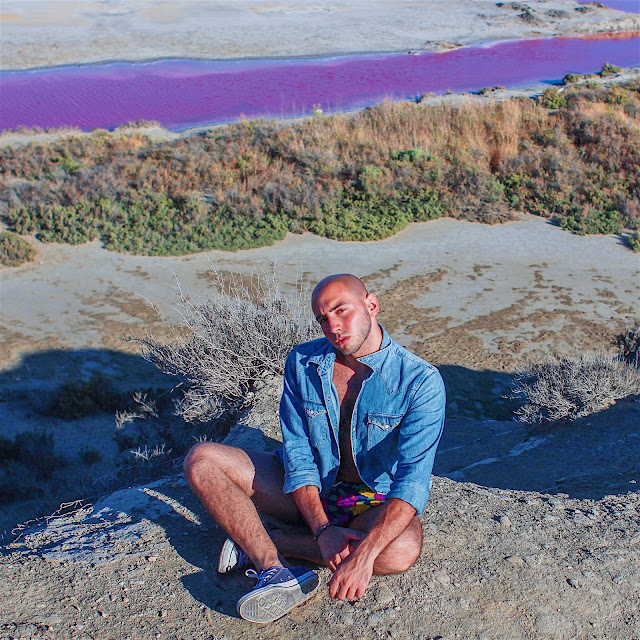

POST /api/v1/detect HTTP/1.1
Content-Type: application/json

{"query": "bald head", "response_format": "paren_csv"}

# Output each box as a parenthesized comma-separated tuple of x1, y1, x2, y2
(312, 274, 368, 306)
(311, 274, 382, 358)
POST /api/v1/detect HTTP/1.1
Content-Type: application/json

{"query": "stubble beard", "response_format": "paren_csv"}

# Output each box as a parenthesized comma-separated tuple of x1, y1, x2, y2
(336, 315, 372, 356)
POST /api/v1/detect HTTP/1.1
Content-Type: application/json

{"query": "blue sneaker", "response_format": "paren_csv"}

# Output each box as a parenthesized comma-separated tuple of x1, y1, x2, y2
(237, 566, 319, 623)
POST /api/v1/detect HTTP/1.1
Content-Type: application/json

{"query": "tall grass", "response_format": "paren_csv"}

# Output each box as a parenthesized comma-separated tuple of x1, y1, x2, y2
(1, 82, 638, 255)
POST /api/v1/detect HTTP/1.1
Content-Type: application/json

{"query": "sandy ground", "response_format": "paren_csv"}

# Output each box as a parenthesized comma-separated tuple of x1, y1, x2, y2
(0, 212, 638, 529)
(2, 214, 637, 376)
(2, 0, 639, 70)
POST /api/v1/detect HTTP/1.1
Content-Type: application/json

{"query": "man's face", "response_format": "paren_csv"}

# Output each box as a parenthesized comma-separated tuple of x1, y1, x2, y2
(311, 280, 378, 357)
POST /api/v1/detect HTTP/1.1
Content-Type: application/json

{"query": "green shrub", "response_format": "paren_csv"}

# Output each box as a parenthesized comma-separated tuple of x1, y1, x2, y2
(0, 231, 37, 267)
(0, 433, 58, 486)
(606, 87, 631, 106)
(43, 374, 126, 420)
(79, 448, 103, 465)
(539, 88, 568, 109)
(310, 192, 410, 241)
(626, 230, 640, 251)
(392, 148, 433, 163)
(599, 62, 623, 77)
(562, 73, 584, 85)
(558, 208, 622, 235)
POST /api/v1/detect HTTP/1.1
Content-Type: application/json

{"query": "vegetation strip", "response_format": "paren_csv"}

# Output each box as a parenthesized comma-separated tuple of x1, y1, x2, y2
(1, 78, 639, 257)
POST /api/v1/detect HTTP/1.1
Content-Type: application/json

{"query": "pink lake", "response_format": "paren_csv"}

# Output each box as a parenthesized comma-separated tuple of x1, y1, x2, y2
(1, 33, 639, 132)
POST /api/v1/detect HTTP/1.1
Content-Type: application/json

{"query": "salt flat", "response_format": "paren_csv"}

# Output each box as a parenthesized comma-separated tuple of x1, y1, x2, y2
(2, 0, 638, 70)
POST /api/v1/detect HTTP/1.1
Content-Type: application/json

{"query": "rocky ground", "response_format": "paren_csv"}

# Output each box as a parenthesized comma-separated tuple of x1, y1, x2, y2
(1, 211, 639, 638)
(2, 405, 639, 640)
(2, 0, 638, 71)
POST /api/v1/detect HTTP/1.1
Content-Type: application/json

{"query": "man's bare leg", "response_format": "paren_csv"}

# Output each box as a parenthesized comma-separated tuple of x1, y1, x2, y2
(271, 505, 422, 574)
(183, 442, 300, 571)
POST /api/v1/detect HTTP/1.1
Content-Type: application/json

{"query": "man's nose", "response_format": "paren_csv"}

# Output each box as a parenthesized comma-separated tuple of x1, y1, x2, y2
(327, 316, 341, 334)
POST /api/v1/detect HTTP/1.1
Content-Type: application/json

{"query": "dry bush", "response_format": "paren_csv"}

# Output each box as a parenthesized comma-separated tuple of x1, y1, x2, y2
(132, 268, 320, 423)
(2, 82, 638, 254)
(616, 324, 640, 366)
(511, 351, 640, 423)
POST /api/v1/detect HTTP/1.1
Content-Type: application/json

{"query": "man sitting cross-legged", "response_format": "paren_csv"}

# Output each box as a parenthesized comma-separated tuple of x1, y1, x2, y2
(184, 274, 446, 623)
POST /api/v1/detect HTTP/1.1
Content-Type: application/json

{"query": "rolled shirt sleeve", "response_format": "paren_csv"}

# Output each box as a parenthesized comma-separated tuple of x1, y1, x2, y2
(385, 367, 446, 514)
(279, 351, 323, 493)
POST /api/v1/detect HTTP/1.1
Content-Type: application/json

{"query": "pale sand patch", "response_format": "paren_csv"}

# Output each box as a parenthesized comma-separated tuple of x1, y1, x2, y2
(2, 0, 638, 70)
(1, 214, 637, 377)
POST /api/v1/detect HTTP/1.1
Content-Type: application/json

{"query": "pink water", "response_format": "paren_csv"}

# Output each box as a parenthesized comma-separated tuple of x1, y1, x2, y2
(1, 34, 639, 132)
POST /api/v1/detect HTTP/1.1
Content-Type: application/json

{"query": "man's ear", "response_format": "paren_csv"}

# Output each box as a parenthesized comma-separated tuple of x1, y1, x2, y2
(365, 293, 380, 317)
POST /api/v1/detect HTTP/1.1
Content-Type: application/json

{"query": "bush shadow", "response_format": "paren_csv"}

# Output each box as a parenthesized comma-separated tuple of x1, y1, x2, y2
(435, 364, 640, 500)
(0, 346, 180, 538)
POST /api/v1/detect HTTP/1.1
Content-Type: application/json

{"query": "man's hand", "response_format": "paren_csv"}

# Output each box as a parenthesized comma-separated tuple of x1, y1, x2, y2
(317, 525, 366, 571)
(327, 549, 375, 600)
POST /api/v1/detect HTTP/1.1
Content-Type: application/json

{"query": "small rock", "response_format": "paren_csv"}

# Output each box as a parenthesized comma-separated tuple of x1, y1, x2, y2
(13, 623, 38, 638)
(498, 515, 511, 527)
(368, 612, 383, 626)
(433, 569, 451, 586)
(41, 613, 62, 626)
(375, 583, 394, 605)
(341, 611, 354, 625)
(567, 577, 580, 588)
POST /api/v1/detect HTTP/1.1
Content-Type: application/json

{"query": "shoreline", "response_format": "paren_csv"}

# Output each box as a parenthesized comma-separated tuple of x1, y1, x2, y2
(1, 65, 637, 147)
(2, 30, 639, 75)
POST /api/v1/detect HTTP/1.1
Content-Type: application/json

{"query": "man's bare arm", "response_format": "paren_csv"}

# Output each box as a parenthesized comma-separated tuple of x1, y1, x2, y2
(291, 485, 365, 570)
(328, 497, 416, 600)
(291, 485, 328, 533)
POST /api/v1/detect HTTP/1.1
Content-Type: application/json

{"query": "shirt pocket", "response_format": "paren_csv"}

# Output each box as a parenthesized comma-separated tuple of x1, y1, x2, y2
(366, 412, 402, 450)
(303, 400, 329, 445)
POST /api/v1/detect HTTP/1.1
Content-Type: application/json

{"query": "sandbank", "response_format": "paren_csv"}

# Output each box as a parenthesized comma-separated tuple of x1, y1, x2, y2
(2, 0, 639, 70)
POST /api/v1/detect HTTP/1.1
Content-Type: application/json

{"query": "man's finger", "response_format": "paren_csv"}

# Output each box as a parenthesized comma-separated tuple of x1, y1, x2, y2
(328, 574, 340, 599)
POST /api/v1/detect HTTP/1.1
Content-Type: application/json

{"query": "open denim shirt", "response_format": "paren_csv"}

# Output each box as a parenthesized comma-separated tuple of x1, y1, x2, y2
(279, 325, 445, 514)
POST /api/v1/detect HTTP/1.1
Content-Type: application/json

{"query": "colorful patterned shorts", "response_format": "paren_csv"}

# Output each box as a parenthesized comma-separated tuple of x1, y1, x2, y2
(321, 482, 387, 526)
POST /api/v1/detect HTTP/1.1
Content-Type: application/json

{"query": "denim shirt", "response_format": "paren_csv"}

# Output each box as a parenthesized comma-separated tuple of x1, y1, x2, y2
(279, 325, 445, 514)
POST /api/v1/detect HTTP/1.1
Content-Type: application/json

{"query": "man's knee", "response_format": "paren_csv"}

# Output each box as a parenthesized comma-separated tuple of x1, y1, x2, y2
(375, 518, 423, 574)
(183, 442, 226, 486)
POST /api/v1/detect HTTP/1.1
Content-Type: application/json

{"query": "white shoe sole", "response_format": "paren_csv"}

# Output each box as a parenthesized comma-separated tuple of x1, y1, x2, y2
(218, 538, 244, 573)
(237, 572, 319, 624)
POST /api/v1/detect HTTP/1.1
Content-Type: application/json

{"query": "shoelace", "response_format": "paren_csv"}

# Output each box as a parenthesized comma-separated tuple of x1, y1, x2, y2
(245, 566, 282, 589)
